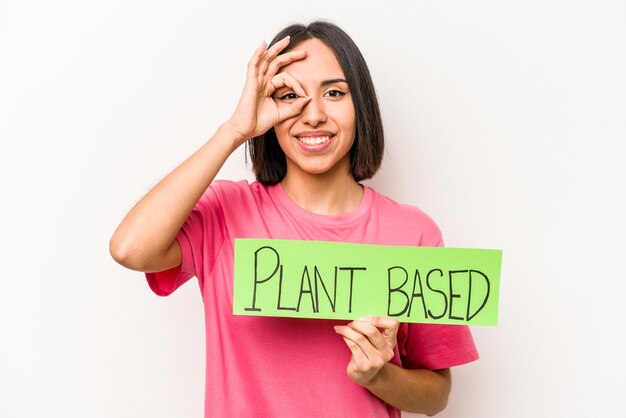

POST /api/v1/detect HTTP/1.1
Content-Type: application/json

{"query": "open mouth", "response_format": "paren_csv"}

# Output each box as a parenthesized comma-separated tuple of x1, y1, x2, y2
(296, 135, 331, 145)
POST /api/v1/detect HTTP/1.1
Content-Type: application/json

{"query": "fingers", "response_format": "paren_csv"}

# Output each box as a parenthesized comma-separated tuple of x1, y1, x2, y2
(342, 336, 369, 367)
(335, 318, 399, 385)
(367, 316, 399, 341)
(276, 96, 310, 122)
(346, 320, 388, 352)
(246, 37, 307, 99)
(247, 41, 268, 76)
(265, 49, 307, 77)
(271, 72, 306, 97)
(247, 37, 287, 77)
(334, 317, 398, 360)
(257, 36, 291, 75)
(249, 36, 307, 79)
(334, 323, 392, 363)
(336, 324, 392, 385)
(270, 71, 310, 121)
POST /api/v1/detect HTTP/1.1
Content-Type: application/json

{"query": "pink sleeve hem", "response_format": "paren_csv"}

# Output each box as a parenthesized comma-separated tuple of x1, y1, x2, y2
(145, 228, 195, 297)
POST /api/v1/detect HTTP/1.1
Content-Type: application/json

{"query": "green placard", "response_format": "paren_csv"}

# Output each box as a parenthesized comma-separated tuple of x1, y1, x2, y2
(233, 239, 502, 326)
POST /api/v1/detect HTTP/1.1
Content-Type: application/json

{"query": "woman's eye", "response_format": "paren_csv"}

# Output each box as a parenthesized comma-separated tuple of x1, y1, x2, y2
(324, 89, 346, 98)
(278, 92, 298, 100)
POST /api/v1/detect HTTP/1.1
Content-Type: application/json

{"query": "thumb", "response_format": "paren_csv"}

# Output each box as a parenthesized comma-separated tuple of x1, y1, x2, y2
(369, 316, 399, 340)
(278, 96, 311, 121)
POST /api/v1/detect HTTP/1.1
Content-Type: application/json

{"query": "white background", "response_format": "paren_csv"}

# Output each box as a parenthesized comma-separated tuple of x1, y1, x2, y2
(1, 1, 625, 417)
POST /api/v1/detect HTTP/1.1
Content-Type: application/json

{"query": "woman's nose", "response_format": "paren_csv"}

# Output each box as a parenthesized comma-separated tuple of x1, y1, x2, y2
(300, 97, 327, 127)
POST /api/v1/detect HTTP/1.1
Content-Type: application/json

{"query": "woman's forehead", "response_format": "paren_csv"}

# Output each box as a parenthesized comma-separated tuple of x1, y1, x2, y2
(279, 38, 346, 82)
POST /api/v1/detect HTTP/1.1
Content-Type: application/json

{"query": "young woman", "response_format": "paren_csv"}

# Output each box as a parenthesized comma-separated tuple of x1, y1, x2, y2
(110, 21, 478, 417)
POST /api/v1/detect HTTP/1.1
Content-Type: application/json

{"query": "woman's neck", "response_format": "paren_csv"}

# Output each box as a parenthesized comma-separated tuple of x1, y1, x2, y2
(280, 170, 363, 216)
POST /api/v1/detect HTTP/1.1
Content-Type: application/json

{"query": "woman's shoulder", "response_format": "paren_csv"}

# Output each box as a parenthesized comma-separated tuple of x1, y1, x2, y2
(208, 179, 272, 202)
(369, 187, 443, 245)
(209, 178, 256, 193)
(370, 187, 438, 222)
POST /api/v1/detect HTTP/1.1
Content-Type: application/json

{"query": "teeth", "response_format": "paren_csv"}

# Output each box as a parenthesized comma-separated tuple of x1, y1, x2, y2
(297, 136, 330, 145)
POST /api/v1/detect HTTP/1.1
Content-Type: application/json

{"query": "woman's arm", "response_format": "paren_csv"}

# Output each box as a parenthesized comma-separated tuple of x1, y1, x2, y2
(364, 365, 451, 415)
(109, 37, 309, 272)
(334, 317, 451, 415)
(109, 124, 240, 272)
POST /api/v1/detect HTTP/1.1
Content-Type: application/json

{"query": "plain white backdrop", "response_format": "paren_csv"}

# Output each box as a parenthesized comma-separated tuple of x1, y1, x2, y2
(1, 1, 625, 417)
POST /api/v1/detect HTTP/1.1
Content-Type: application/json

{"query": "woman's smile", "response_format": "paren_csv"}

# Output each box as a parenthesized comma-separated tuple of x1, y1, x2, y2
(293, 130, 335, 151)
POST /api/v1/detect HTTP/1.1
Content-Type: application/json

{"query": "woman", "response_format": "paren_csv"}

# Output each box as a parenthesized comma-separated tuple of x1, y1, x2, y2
(110, 21, 478, 417)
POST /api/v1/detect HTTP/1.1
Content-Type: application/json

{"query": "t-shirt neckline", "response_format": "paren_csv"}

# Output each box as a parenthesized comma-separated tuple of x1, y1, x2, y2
(269, 182, 373, 226)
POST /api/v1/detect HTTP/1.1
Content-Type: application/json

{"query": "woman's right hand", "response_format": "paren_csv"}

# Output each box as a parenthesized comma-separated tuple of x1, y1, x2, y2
(224, 36, 310, 145)
(111, 37, 311, 273)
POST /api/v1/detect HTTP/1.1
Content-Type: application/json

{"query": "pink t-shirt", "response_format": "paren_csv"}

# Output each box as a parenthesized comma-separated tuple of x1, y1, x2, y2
(146, 180, 478, 418)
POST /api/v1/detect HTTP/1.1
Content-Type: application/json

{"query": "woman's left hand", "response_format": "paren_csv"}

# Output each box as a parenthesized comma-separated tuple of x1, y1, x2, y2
(334, 316, 399, 386)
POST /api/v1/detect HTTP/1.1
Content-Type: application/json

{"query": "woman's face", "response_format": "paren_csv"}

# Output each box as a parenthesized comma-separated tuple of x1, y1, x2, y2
(273, 38, 356, 180)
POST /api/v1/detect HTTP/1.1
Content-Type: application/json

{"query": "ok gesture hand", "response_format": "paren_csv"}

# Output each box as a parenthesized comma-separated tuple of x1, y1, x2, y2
(227, 36, 310, 144)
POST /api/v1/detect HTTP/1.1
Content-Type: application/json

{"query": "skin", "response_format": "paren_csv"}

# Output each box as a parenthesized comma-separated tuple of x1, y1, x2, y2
(334, 317, 451, 415)
(109, 35, 451, 415)
(271, 39, 362, 215)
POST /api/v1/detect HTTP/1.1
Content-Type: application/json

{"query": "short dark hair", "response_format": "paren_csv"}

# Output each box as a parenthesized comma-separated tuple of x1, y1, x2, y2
(248, 21, 385, 184)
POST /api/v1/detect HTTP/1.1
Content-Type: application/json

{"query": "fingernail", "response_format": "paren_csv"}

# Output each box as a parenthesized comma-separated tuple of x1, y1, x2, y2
(333, 326, 339, 332)
(359, 316, 372, 322)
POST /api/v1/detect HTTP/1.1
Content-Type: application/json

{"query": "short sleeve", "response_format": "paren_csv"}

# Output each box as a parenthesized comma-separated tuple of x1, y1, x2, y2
(145, 183, 228, 296)
(397, 233, 479, 370)
(398, 323, 479, 370)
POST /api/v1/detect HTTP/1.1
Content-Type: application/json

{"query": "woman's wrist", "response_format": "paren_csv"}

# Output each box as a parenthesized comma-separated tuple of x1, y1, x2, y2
(362, 362, 392, 390)
(216, 121, 250, 151)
